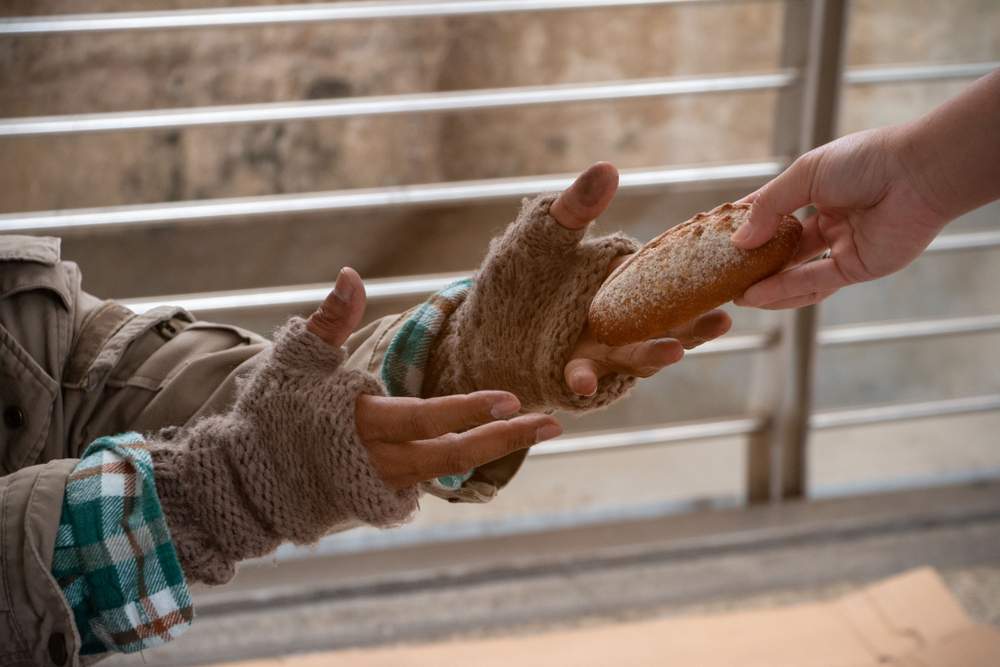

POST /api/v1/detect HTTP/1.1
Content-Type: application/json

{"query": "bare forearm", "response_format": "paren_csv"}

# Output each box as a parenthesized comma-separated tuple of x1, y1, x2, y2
(895, 69, 1000, 222)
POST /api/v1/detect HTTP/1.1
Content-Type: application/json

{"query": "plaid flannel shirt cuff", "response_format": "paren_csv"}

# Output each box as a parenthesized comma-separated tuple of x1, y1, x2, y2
(52, 432, 193, 656)
(380, 277, 488, 497)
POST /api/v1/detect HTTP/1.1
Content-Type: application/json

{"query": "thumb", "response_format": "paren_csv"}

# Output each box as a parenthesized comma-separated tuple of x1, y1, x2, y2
(307, 267, 367, 348)
(731, 153, 814, 249)
(549, 161, 619, 230)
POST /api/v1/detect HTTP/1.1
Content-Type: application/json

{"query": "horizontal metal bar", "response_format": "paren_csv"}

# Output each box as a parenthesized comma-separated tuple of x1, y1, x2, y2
(121, 272, 470, 313)
(0, 160, 781, 233)
(811, 394, 1000, 430)
(0, 0, 755, 35)
(2, 62, 992, 138)
(925, 229, 1000, 253)
(0, 72, 795, 137)
(531, 417, 765, 457)
(122, 271, 774, 351)
(689, 331, 775, 356)
(122, 281, 999, 351)
(819, 313, 1000, 346)
(537, 394, 1000, 458)
(844, 61, 999, 86)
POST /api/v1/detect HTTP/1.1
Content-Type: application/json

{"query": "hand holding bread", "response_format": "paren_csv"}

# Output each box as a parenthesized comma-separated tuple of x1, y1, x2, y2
(555, 163, 734, 396)
(728, 71, 1000, 310)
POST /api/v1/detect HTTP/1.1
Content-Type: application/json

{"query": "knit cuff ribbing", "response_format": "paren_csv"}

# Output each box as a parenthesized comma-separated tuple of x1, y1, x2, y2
(150, 443, 240, 585)
(149, 318, 419, 585)
(267, 317, 418, 528)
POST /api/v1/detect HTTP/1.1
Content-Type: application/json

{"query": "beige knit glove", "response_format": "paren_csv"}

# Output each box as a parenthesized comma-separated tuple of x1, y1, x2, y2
(426, 193, 641, 413)
(150, 317, 417, 585)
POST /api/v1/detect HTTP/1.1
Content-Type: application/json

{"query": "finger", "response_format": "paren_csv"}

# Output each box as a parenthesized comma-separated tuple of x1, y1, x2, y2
(735, 258, 850, 307)
(423, 414, 562, 479)
(356, 390, 522, 443)
(602, 338, 684, 376)
(549, 161, 619, 231)
(661, 310, 733, 349)
(564, 357, 604, 397)
(731, 152, 816, 249)
(756, 288, 838, 310)
(307, 267, 366, 348)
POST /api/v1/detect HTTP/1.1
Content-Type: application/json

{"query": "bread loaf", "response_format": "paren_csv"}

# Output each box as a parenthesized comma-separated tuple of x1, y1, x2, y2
(589, 202, 801, 346)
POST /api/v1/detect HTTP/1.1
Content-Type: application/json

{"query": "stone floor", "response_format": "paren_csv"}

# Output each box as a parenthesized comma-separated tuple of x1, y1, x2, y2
(104, 482, 1000, 666)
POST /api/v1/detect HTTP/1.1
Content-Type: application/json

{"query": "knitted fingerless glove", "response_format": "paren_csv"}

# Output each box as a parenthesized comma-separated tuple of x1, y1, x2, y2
(149, 318, 418, 585)
(425, 193, 641, 413)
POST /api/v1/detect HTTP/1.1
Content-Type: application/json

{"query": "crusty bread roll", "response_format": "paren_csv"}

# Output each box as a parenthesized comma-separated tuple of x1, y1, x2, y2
(589, 202, 802, 346)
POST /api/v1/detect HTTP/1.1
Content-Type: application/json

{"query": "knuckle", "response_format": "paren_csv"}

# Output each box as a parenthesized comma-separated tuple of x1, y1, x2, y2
(806, 265, 828, 292)
(440, 448, 473, 476)
(624, 343, 645, 367)
(407, 406, 437, 439)
(507, 423, 537, 451)
(454, 394, 488, 427)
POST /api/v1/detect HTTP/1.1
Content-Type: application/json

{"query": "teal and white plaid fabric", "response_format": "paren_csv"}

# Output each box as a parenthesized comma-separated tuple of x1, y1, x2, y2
(52, 432, 193, 655)
(382, 277, 477, 492)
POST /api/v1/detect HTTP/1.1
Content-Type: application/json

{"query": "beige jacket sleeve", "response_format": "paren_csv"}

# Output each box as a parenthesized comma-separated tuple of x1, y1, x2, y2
(0, 235, 404, 665)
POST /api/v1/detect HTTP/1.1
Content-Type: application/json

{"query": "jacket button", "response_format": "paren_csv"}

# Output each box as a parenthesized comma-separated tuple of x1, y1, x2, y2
(48, 632, 68, 665)
(3, 405, 25, 429)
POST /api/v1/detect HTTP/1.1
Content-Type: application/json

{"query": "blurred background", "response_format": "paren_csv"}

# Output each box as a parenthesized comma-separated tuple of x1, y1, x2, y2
(2, 0, 999, 664)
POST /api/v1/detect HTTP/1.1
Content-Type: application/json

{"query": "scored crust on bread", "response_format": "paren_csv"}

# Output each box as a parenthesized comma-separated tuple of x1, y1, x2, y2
(589, 202, 802, 346)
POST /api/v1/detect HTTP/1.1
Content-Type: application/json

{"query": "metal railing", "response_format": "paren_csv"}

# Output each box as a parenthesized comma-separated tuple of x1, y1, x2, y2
(2, 61, 994, 138)
(115, 227, 1000, 313)
(0, 0, 771, 34)
(0, 72, 797, 137)
(3, 0, 997, 508)
(0, 161, 783, 233)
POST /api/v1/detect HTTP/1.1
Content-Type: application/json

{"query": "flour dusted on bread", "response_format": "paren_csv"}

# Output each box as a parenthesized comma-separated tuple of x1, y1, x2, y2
(589, 203, 801, 346)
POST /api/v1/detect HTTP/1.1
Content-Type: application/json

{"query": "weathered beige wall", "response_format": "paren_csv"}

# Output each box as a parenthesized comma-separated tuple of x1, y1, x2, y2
(3, 2, 782, 214)
(2, 0, 999, 436)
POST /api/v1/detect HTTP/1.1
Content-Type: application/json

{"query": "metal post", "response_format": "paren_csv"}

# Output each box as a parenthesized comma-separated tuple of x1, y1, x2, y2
(747, 0, 848, 503)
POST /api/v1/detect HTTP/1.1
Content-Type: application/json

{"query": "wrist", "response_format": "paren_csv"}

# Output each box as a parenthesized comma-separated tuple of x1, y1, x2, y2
(890, 70, 1000, 225)
(887, 122, 956, 231)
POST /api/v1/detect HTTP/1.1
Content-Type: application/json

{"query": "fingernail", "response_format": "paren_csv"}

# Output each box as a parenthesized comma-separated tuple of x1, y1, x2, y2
(578, 172, 603, 206)
(731, 224, 750, 244)
(333, 269, 353, 303)
(536, 423, 563, 442)
(638, 366, 660, 376)
(491, 396, 520, 419)
(569, 370, 596, 397)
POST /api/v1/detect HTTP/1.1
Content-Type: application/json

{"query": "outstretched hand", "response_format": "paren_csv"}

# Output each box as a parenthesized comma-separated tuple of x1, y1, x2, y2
(307, 267, 562, 490)
(729, 70, 1000, 310)
(556, 163, 733, 397)
(729, 128, 948, 309)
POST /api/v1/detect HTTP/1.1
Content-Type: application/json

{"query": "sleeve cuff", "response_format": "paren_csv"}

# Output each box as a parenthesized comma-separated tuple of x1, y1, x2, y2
(52, 433, 193, 655)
